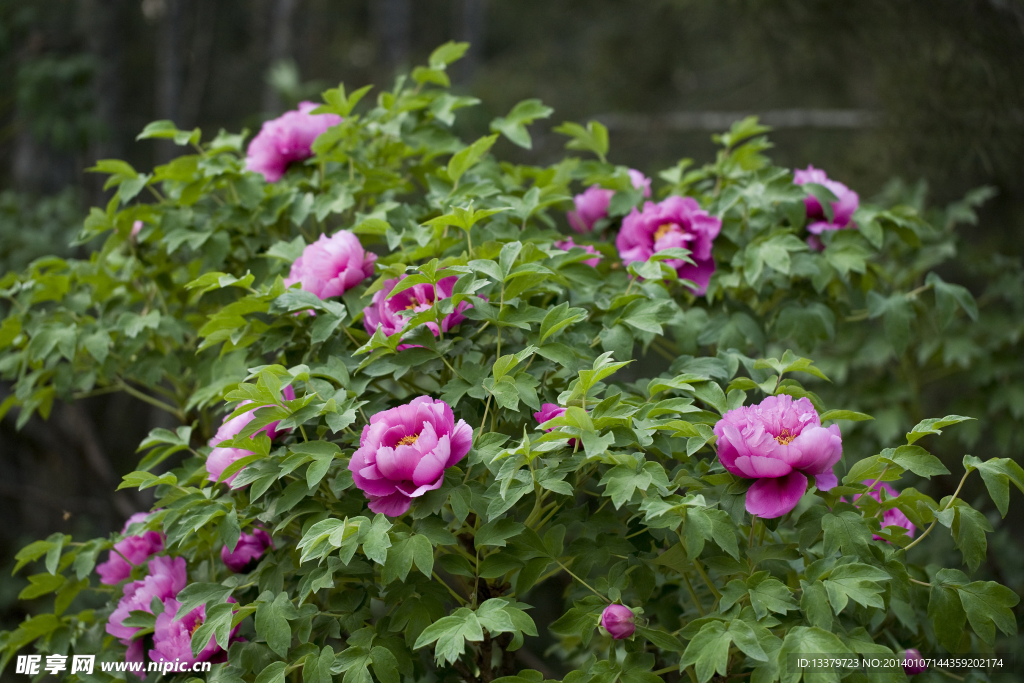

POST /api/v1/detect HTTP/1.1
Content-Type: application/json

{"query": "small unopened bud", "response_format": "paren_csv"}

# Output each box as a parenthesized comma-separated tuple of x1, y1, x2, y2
(600, 604, 635, 640)
(902, 649, 927, 675)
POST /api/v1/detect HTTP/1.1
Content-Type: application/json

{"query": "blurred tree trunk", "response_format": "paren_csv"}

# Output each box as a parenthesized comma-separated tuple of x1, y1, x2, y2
(372, 0, 411, 75)
(156, 0, 185, 161)
(456, 0, 487, 84)
(180, 1, 216, 128)
(82, 0, 127, 203)
(262, 0, 300, 114)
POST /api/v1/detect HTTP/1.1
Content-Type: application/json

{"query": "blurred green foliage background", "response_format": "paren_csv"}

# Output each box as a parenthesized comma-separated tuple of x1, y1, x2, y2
(1, 0, 1023, 654)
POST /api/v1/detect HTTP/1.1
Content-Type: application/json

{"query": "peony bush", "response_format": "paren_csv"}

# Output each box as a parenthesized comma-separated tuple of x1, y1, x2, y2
(0, 42, 1021, 683)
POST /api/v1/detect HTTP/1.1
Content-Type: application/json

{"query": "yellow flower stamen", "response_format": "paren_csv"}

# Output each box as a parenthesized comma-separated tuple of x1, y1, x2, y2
(653, 223, 677, 241)
(774, 428, 796, 446)
(398, 434, 419, 446)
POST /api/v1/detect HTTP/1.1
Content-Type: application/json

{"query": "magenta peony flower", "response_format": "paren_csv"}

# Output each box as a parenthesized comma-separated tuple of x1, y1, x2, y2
(567, 169, 652, 234)
(245, 101, 342, 183)
(284, 231, 376, 301)
(96, 513, 166, 585)
(855, 480, 916, 541)
(902, 649, 927, 675)
(362, 276, 473, 344)
(349, 396, 473, 516)
(616, 196, 722, 295)
(106, 556, 187, 642)
(149, 597, 239, 666)
(600, 604, 636, 640)
(713, 395, 843, 519)
(793, 165, 859, 234)
(206, 385, 296, 487)
(221, 529, 273, 573)
(554, 238, 601, 267)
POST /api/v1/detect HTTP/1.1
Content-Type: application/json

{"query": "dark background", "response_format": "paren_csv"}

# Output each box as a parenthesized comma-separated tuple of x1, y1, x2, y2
(2, 0, 1023, 643)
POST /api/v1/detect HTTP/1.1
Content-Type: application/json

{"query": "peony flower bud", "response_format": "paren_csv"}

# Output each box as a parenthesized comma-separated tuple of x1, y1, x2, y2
(567, 169, 652, 233)
(902, 649, 927, 675)
(600, 604, 636, 640)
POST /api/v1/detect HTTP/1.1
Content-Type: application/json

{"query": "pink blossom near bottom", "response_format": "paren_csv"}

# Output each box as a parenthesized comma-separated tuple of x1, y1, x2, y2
(713, 395, 843, 519)
(349, 396, 473, 516)
(106, 556, 187, 643)
(600, 604, 636, 639)
(555, 238, 601, 267)
(150, 597, 239, 665)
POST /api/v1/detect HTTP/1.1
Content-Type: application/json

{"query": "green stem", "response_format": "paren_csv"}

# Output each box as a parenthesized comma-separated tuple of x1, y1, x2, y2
(555, 559, 609, 603)
(692, 559, 722, 600)
(682, 573, 706, 616)
(904, 469, 972, 551)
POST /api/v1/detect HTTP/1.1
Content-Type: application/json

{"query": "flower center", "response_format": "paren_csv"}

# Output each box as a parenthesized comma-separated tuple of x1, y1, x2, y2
(190, 618, 204, 636)
(653, 222, 680, 241)
(774, 428, 797, 446)
(397, 434, 419, 446)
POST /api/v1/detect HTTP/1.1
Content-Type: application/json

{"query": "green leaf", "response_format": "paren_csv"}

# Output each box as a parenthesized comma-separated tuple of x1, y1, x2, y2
(553, 121, 609, 162)
(680, 621, 731, 683)
(929, 570, 969, 652)
(926, 271, 978, 328)
(956, 580, 1019, 644)
(448, 135, 498, 185)
(821, 511, 871, 558)
(429, 41, 470, 68)
(747, 574, 798, 619)
(255, 592, 296, 658)
(866, 291, 914, 355)
(906, 414, 974, 444)
(777, 627, 851, 683)
(136, 120, 201, 146)
(490, 99, 554, 149)
(362, 514, 393, 565)
(539, 302, 588, 343)
(413, 609, 484, 665)
(818, 410, 873, 422)
(822, 563, 890, 613)
(191, 601, 234, 655)
(880, 444, 949, 479)
(303, 646, 335, 683)
(175, 583, 233, 620)
(963, 454, 1024, 517)
(476, 519, 524, 548)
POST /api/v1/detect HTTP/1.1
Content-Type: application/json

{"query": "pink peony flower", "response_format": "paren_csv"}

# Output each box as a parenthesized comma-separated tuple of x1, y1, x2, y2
(554, 238, 601, 267)
(96, 513, 166, 585)
(362, 275, 473, 344)
(855, 480, 916, 541)
(149, 597, 239, 666)
(616, 196, 722, 295)
(245, 101, 342, 183)
(349, 396, 473, 517)
(221, 529, 273, 573)
(567, 169, 652, 234)
(600, 604, 635, 639)
(284, 231, 377, 301)
(902, 649, 927, 675)
(793, 165, 859, 234)
(106, 556, 187, 643)
(206, 385, 296, 487)
(713, 395, 843, 519)
(533, 403, 581, 447)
